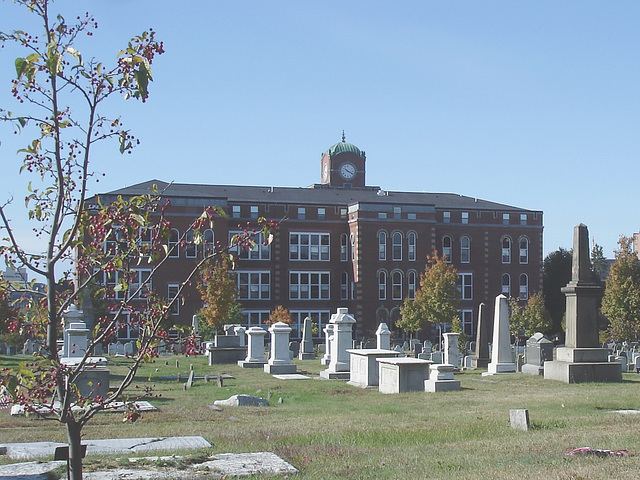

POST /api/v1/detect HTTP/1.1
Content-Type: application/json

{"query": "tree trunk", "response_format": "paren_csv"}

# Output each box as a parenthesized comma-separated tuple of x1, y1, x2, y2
(67, 421, 83, 480)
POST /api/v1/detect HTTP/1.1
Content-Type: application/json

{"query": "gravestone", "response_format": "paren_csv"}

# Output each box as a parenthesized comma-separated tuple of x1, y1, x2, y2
(238, 326, 267, 368)
(544, 224, 622, 383)
(320, 324, 333, 366)
(443, 332, 460, 368)
(509, 409, 530, 431)
(376, 323, 391, 350)
(377, 357, 431, 394)
(320, 308, 356, 379)
(424, 363, 460, 392)
(423, 340, 433, 353)
(264, 322, 297, 374)
(522, 332, 554, 375)
(299, 316, 315, 360)
(471, 302, 490, 369)
(346, 348, 400, 388)
(485, 295, 516, 375)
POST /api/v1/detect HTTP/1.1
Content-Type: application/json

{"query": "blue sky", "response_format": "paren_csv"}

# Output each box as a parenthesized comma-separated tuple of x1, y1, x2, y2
(1, 1, 639, 262)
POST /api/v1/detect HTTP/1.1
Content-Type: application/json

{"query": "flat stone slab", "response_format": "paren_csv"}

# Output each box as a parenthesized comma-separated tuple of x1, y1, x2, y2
(1, 436, 212, 460)
(272, 374, 310, 380)
(0, 452, 297, 479)
(11, 400, 157, 416)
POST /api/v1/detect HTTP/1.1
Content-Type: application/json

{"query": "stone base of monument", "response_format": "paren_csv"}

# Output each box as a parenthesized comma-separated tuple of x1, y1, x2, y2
(544, 347, 622, 383)
(60, 358, 110, 400)
(521, 363, 544, 375)
(298, 352, 315, 360)
(207, 347, 247, 364)
(483, 362, 516, 375)
(470, 357, 489, 369)
(237, 359, 267, 368)
(424, 363, 460, 392)
(264, 363, 297, 374)
(319, 369, 350, 380)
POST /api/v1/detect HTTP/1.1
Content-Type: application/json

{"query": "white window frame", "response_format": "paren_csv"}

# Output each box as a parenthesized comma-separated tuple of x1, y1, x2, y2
(290, 310, 331, 339)
(168, 228, 180, 258)
(520, 214, 527, 225)
(443, 211, 451, 223)
(378, 231, 387, 261)
(289, 271, 330, 300)
(289, 232, 330, 261)
(442, 235, 452, 262)
(503, 213, 510, 225)
(232, 205, 241, 218)
(185, 229, 197, 258)
(408, 270, 417, 300)
(105, 269, 151, 300)
(237, 271, 270, 300)
(519, 274, 529, 300)
(317, 208, 326, 220)
(250, 205, 259, 219)
(298, 207, 306, 220)
(501, 273, 511, 297)
(378, 271, 387, 300)
(167, 283, 180, 315)
(462, 212, 469, 224)
(459, 273, 473, 300)
(502, 237, 511, 264)
(203, 229, 214, 257)
(340, 234, 348, 262)
(460, 235, 470, 264)
(230, 231, 270, 260)
(341, 272, 349, 300)
(392, 270, 403, 300)
(519, 237, 529, 264)
(408, 232, 416, 262)
(392, 232, 402, 261)
(460, 309, 473, 337)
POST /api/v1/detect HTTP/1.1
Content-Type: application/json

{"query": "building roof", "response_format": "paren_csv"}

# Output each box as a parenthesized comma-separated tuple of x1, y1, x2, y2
(99, 179, 540, 213)
(324, 132, 365, 158)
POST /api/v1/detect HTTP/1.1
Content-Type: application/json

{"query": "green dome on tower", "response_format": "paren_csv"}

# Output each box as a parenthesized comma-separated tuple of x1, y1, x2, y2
(325, 132, 365, 158)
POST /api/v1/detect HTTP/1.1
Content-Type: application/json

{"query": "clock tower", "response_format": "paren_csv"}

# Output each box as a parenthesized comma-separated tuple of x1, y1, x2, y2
(320, 133, 366, 188)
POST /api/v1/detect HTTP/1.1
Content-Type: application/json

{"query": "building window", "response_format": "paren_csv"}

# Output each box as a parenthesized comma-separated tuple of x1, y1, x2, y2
(232, 205, 241, 218)
(237, 271, 270, 300)
(340, 234, 348, 262)
(290, 311, 331, 339)
(350, 234, 355, 262)
(105, 269, 151, 300)
(393, 206, 401, 219)
(407, 213, 416, 220)
(392, 271, 403, 300)
(203, 229, 214, 257)
(442, 235, 452, 262)
(289, 271, 330, 300)
(460, 235, 470, 263)
(168, 228, 180, 258)
(460, 309, 473, 337)
(297, 207, 306, 220)
(340, 208, 347, 219)
(167, 283, 180, 315)
(408, 232, 416, 261)
(501, 274, 511, 297)
(243, 310, 270, 328)
(502, 237, 511, 264)
(341, 272, 348, 300)
(408, 271, 417, 300)
(519, 237, 529, 264)
(115, 313, 139, 341)
(503, 213, 510, 225)
(250, 205, 259, 219)
(378, 212, 387, 219)
(378, 231, 387, 261)
(519, 274, 529, 300)
(459, 273, 473, 300)
(462, 212, 469, 224)
(378, 271, 387, 300)
(392, 232, 402, 261)
(443, 211, 451, 223)
(231, 231, 270, 260)
(318, 208, 325, 220)
(520, 214, 527, 226)
(289, 233, 330, 261)
(185, 229, 197, 258)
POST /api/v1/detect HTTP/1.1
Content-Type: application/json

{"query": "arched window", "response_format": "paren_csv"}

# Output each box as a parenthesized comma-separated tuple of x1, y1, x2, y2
(185, 229, 197, 258)
(408, 232, 416, 261)
(519, 274, 529, 300)
(460, 235, 470, 263)
(501, 273, 511, 297)
(341, 272, 349, 300)
(519, 237, 529, 264)
(203, 229, 214, 257)
(378, 231, 387, 261)
(442, 235, 452, 262)
(392, 232, 402, 261)
(378, 271, 387, 300)
(502, 237, 511, 264)
(340, 234, 348, 262)
(392, 271, 403, 300)
(168, 228, 179, 258)
(408, 271, 417, 300)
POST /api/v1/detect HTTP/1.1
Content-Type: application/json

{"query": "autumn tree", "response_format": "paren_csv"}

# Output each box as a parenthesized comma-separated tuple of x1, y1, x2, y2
(398, 252, 460, 335)
(601, 236, 640, 343)
(508, 292, 552, 340)
(197, 255, 240, 333)
(0, 3, 275, 479)
(268, 305, 292, 325)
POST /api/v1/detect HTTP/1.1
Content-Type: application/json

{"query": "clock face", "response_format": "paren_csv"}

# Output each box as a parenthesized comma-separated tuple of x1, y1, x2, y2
(339, 162, 356, 180)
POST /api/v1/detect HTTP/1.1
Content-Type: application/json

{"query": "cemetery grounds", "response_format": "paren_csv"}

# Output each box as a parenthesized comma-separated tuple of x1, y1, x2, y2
(1, 354, 640, 480)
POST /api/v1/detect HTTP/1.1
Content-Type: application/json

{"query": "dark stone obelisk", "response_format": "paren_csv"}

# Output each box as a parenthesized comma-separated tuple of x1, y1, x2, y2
(471, 302, 490, 369)
(544, 224, 621, 383)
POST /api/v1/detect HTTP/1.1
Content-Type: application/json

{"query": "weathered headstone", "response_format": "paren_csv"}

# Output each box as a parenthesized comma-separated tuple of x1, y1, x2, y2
(509, 409, 530, 431)
(522, 332, 554, 375)
(544, 224, 622, 383)
(299, 317, 315, 360)
(443, 332, 460, 368)
(486, 295, 516, 375)
(471, 302, 490, 369)
(320, 308, 356, 379)
(376, 323, 391, 350)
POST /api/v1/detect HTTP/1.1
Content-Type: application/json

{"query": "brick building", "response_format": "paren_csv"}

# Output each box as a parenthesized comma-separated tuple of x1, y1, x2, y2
(96, 136, 543, 343)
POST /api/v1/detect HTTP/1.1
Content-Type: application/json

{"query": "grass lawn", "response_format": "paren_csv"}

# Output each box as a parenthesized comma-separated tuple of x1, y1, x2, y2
(2, 353, 640, 479)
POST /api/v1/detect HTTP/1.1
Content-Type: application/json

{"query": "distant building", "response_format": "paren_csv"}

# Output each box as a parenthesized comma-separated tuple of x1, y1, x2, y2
(92, 136, 543, 342)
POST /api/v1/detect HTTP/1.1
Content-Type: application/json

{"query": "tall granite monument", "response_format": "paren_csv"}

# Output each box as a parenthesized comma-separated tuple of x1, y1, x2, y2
(544, 224, 622, 383)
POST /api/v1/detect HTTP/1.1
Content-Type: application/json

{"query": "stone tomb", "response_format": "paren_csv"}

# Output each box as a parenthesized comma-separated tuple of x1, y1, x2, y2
(377, 357, 431, 394)
(346, 348, 400, 388)
(207, 331, 247, 365)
